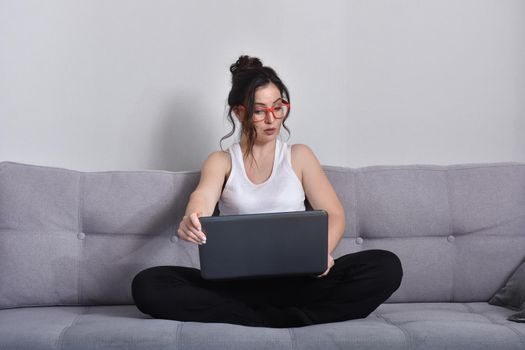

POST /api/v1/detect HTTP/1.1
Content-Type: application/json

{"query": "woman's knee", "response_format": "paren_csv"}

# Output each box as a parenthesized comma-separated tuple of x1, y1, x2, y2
(131, 267, 162, 311)
(132, 266, 159, 293)
(371, 249, 403, 293)
(131, 266, 201, 310)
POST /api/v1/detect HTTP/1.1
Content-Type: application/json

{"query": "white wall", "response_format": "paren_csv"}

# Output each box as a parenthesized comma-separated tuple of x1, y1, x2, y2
(1, 0, 524, 172)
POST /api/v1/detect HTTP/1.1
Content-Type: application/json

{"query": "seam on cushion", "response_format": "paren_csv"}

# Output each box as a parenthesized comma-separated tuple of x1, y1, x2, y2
(288, 327, 297, 350)
(322, 163, 525, 174)
(0, 161, 202, 175)
(5, 229, 515, 241)
(501, 322, 525, 349)
(57, 306, 89, 350)
(457, 214, 525, 236)
(77, 172, 83, 233)
(350, 163, 525, 174)
(84, 169, 201, 175)
(352, 232, 525, 241)
(374, 310, 411, 350)
(463, 303, 525, 348)
(463, 302, 494, 323)
(480, 311, 499, 324)
(0, 302, 91, 310)
(176, 322, 183, 349)
(462, 302, 475, 313)
(0, 161, 81, 174)
(77, 173, 85, 305)
(77, 232, 156, 238)
(445, 170, 455, 302)
(354, 172, 360, 243)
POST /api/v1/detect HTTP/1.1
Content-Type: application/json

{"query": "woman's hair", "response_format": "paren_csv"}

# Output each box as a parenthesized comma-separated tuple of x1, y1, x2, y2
(219, 55, 291, 168)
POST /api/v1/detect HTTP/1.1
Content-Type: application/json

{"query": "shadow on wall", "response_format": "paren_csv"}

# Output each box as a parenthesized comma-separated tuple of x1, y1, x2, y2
(151, 89, 227, 172)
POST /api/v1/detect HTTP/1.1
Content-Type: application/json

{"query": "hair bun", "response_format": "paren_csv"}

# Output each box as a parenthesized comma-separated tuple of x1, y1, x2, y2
(230, 55, 263, 75)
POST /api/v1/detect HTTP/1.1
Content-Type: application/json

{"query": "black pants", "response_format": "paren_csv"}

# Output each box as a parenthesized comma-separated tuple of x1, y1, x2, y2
(131, 249, 403, 328)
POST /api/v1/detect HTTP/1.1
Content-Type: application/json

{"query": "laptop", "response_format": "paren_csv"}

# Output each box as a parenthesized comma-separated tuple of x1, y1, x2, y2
(198, 209, 328, 281)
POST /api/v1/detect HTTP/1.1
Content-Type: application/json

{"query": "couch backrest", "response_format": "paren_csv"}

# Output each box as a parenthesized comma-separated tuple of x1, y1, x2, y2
(1, 160, 524, 309)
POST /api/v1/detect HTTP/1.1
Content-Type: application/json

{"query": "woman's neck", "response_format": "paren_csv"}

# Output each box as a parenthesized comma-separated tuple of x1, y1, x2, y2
(239, 136, 277, 161)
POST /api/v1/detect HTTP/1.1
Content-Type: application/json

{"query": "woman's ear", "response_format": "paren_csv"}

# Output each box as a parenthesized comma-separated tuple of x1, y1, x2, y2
(233, 106, 244, 122)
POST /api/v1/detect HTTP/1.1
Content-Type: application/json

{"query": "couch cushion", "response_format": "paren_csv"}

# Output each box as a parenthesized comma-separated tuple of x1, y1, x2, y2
(0, 161, 201, 309)
(1, 303, 524, 350)
(327, 162, 525, 303)
(1, 161, 525, 309)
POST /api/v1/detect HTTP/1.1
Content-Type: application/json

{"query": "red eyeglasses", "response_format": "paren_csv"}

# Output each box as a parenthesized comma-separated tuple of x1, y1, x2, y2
(240, 100, 291, 122)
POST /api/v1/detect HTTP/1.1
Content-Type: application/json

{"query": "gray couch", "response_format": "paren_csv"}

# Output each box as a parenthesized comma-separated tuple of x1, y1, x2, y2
(1, 160, 525, 350)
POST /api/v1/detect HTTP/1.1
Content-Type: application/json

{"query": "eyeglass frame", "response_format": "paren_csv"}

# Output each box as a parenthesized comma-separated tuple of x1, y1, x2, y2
(238, 99, 291, 122)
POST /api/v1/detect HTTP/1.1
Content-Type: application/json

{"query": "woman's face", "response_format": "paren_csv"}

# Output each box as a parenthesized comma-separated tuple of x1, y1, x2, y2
(235, 82, 285, 141)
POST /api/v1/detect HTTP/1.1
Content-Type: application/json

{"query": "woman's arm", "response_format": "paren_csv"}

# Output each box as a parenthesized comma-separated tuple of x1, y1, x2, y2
(186, 151, 229, 217)
(293, 144, 346, 255)
(177, 151, 229, 244)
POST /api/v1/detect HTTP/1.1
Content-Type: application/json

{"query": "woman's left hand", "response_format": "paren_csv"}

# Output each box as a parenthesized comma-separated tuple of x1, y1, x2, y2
(316, 254, 335, 278)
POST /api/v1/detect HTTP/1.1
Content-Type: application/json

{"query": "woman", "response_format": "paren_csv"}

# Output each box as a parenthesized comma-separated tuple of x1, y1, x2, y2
(131, 55, 403, 328)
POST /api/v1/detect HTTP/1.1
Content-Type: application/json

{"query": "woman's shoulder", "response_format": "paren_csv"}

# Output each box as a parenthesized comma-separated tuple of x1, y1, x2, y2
(290, 143, 316, 159)
(205, 149, 232, 178)
(290, 143, 320, 171)
(289, 143, 318, 184)
(206, 149, 231, 165)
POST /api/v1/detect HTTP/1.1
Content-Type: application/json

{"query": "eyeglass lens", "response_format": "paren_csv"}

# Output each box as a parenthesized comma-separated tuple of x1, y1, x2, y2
(253, 102, 289, 121)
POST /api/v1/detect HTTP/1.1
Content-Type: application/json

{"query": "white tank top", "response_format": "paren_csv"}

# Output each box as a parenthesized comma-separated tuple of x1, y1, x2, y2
(218, 138, 306, 216)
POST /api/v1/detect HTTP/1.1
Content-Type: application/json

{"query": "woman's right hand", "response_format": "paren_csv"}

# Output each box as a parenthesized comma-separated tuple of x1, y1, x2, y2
(177, 211, 207, 245)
